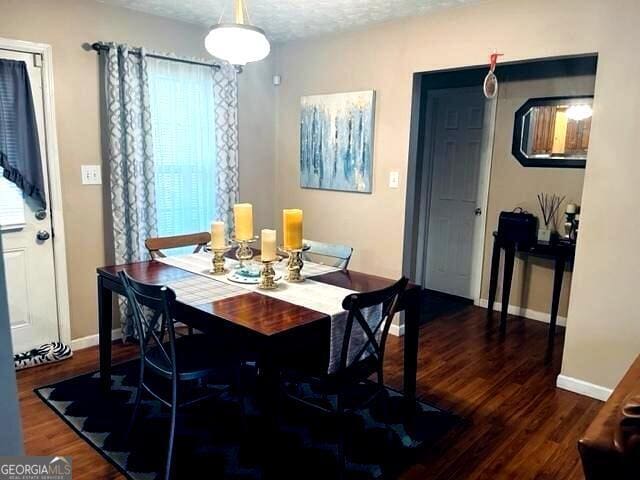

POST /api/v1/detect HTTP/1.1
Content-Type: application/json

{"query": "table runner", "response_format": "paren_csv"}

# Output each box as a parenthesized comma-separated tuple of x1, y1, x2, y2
(165, 275, 248, 306)
(157, 252, 381, 373)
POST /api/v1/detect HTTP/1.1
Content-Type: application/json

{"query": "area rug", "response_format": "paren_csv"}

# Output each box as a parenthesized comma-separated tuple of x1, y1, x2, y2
(420, 290, 472, 325)
(35, 360, 456, 479)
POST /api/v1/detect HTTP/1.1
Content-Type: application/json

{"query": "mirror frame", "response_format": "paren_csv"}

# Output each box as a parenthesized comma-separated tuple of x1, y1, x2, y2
(512, 95, 594, 169)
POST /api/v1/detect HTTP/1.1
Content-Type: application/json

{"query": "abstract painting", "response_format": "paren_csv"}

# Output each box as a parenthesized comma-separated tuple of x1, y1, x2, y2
(300, 90, 375, 193)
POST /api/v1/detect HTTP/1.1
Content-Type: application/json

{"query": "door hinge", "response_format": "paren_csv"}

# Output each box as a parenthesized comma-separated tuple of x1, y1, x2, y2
(33, 53, 43, 68)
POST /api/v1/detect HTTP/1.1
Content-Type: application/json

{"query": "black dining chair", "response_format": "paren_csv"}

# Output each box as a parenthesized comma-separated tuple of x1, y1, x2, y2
(118, 271, 240, 480)
(280, 276, 409, 476)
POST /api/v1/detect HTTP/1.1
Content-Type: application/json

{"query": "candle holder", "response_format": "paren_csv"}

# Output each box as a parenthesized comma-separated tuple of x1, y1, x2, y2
(210, 245, 232, 275)
(232, 236, 257, 268)
(258, 260, 277, 290)
(279, 245, 310, 283)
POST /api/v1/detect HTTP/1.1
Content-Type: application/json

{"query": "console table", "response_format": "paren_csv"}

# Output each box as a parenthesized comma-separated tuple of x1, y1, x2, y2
(486, 231, 576, 347)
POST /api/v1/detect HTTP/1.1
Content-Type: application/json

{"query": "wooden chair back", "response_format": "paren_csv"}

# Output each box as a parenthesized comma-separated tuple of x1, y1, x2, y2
(303, 239, 353, 270)
(145, 232, 211, 259)
(337, 277, 409, 380)
(118, 271, 178, 380)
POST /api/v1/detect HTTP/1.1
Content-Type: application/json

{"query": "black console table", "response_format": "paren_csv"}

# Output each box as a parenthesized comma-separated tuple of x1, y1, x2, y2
(487, 231, 576, 347)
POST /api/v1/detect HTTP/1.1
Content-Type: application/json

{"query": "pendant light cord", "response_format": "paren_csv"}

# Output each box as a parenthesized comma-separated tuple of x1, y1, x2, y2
(243, 0, 252, 25)
(217, 0, 253, 25)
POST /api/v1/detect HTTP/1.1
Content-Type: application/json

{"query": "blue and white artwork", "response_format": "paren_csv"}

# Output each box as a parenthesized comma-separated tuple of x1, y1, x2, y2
(300, 90, 375, 193)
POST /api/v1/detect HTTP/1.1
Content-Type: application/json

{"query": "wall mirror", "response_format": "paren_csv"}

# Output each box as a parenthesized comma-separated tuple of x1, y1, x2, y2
(512, 95, 593, 168)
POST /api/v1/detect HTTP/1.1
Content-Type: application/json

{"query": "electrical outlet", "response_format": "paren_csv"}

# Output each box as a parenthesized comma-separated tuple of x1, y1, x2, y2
(389, 171, 400, 189)
(81, 165, 102, 185)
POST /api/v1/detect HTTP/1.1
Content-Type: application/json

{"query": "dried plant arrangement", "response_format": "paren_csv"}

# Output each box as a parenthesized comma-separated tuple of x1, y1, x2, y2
(537, 193, 565, 230)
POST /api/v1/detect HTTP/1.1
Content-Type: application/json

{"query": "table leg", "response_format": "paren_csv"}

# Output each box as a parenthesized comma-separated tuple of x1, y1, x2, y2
(98, 275, 113, 391)
(256, 341, 281, 470)
(403, 287, 420, 407)
(548, 255, 566, 348)
(500, 245, 516, 333)
(487, 238, 502, 318)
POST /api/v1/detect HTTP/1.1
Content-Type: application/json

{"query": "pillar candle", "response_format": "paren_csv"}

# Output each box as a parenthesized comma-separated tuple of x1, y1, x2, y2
(233, 203, 253, 241)
(211, 221, 225, 249)
(261, 229, 277, 262)
(283, 209, 303, 250)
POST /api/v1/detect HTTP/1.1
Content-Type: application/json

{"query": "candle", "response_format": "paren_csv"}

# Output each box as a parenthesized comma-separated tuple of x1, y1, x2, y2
(211, 221, 225, 249)
(283, 209, 303, 250)
(261, 229, 277, 262)
(233, 203, 253, 241)
(565, 203, 577, 214)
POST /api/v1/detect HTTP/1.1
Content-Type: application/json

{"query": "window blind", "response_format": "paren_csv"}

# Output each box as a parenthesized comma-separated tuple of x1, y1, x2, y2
(148, 57, 217, 255)
(0, 175, 25, 229)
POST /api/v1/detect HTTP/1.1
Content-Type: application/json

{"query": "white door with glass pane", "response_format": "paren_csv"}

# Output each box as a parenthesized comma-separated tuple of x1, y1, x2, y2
(1, 48, 59, 354)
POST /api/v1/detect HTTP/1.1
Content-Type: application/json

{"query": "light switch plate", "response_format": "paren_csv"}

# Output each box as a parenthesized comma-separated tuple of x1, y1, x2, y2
(81, 165, 102, 185)
(389, 171, 400, 189)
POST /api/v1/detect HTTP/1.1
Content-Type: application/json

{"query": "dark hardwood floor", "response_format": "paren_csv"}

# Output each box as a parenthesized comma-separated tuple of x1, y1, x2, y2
(17, 306, 601, 479)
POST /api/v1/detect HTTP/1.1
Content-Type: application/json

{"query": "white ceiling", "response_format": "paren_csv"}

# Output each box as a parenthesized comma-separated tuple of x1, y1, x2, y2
(95, 0, 479, 42)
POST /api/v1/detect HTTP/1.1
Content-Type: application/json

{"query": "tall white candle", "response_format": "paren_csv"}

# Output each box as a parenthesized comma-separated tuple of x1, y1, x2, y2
(211, 221, 225, 249)
(234, 203, 253, 241)
(261, 229, 277, 262)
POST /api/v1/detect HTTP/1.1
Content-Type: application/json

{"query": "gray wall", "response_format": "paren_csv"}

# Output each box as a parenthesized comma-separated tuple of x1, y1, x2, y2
(0, 233, 23, 455)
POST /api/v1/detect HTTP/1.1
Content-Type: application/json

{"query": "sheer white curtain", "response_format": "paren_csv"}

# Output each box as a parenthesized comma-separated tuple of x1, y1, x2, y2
(147, 58, 217, 249)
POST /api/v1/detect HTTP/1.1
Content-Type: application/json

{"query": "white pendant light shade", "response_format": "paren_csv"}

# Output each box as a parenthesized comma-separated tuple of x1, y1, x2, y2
(205, 24, 270, 66)
(205, 0, 270, 66)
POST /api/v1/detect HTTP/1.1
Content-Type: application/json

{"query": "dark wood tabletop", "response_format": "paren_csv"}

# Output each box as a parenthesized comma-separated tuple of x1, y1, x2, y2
(96, 259, 422, 407)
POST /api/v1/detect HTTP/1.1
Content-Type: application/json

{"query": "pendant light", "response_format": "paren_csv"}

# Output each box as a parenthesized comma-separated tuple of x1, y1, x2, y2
(205, 0, 270, 66)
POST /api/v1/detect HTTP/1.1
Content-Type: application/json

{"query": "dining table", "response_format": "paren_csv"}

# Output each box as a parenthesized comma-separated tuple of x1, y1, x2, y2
(96, 250, 422, 414)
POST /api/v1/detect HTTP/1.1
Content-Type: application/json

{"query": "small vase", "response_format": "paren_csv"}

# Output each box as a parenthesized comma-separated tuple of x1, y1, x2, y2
(537, 228, 552, 243)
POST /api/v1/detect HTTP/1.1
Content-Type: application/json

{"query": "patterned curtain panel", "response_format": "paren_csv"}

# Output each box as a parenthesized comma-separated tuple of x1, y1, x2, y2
(213, 63, 239, 239)
(102, 44, 157, 338)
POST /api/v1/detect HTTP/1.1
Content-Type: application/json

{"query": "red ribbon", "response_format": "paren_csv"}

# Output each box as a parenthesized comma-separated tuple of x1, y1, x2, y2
(489, 52, 504, 72)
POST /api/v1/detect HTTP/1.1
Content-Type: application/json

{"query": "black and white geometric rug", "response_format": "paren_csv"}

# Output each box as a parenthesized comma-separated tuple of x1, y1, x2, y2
(35, 360, 456, 479)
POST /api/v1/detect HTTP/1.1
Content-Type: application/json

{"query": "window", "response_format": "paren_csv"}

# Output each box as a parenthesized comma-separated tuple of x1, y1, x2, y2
(148, 58, 217, 253)
(0, 177, 25, 229)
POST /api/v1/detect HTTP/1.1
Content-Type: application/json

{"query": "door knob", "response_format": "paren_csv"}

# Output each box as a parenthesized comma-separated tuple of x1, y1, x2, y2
(474, 208, 482, 216)
(36, 230, 50, 241)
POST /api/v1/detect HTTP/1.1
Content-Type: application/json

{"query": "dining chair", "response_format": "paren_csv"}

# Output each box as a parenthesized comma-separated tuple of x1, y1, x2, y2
(118, 271, 240, 480)
(302, 239, 353, 270)
(280, 276, 409, 477)
(145, 232, 211, 259)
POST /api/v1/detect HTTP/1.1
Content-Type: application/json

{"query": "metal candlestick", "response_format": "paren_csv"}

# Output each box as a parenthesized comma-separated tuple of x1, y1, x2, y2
(258, 260, 277, 290)
(232, 237, 257, 268)
(563, 212, 577, 243)
(210, 245, 232, 275)
(279, 245, 309, 283)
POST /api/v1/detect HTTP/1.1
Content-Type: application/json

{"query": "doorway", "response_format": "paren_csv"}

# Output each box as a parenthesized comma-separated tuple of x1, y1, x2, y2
(0, 39, 70, 354)
(403, 54, 598, 331)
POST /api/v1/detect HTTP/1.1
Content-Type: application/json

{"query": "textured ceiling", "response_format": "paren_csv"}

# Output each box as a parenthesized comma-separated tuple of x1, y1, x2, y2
(95, 0, 479, 42)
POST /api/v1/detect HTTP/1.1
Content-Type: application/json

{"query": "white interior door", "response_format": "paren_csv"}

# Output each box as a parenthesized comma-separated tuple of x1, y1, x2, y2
(1, 48, 59, 354)
(424, 87, 487, 298)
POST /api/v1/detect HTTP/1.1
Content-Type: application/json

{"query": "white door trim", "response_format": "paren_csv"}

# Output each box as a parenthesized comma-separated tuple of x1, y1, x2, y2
(0, 37, 71, 346)
(470, 96, 497, 303)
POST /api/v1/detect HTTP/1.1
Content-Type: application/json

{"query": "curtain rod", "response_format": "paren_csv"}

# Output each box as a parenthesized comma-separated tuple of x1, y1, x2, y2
(89, 42, 242, 72)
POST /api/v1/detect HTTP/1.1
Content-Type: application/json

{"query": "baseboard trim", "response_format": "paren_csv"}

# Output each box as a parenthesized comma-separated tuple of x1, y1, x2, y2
(556, 374, 612, 401)
(71, 328, 122, 351)
(389, 322, 405, 337)
(476, 298, 567, 327)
